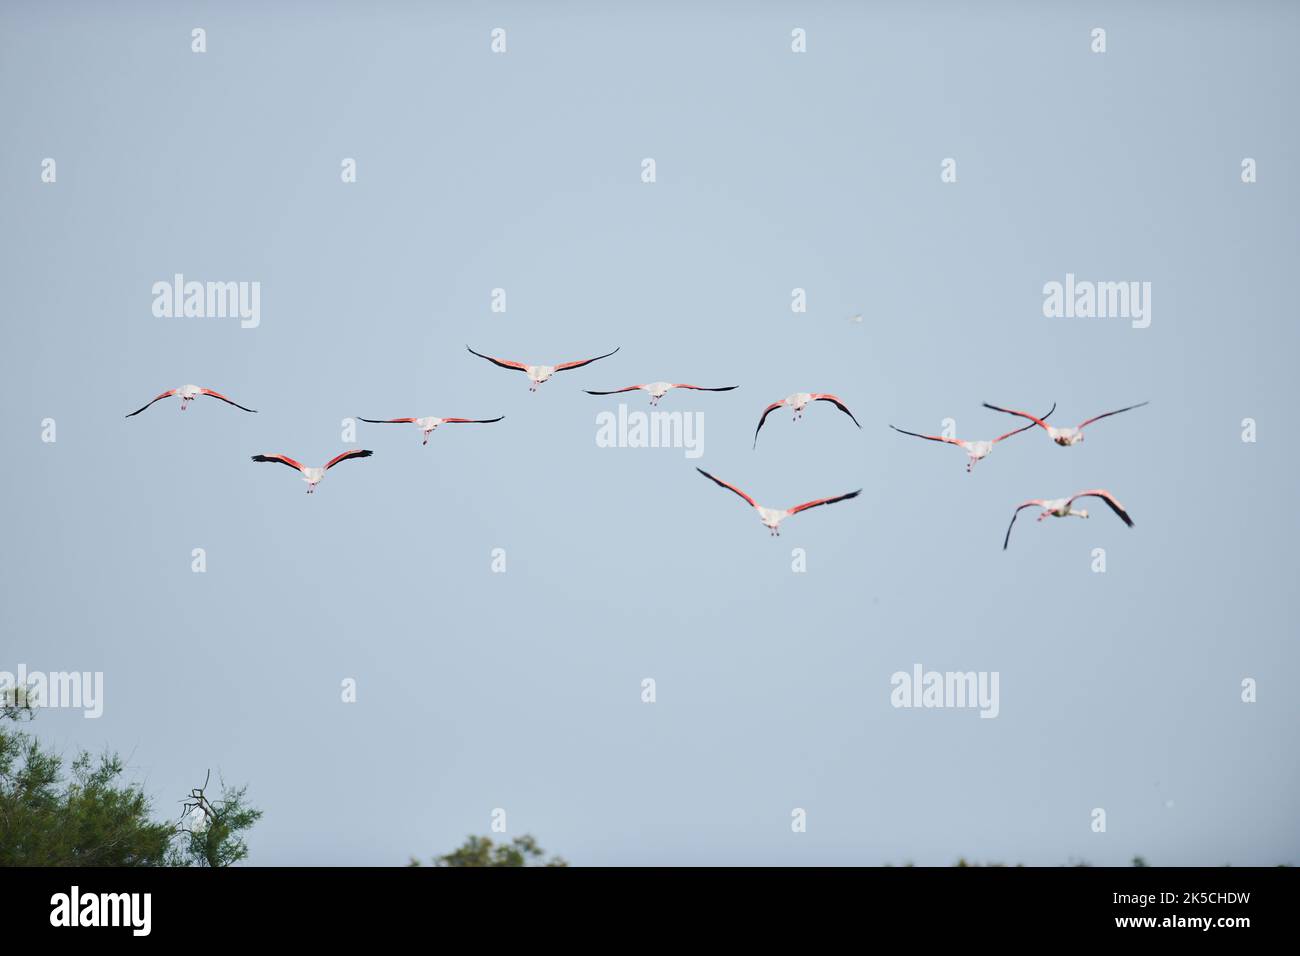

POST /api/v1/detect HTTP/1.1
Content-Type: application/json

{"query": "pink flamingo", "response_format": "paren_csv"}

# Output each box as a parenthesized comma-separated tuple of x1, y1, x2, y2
(250, 450, 374, 494)
(753, 393, 861, 448)
(126, 385, 256, 417)
(983, 401, 1149, 446)
(358, 415, 504, 446)
(584, 382, 737, 406)
(890, 403, 1055, 472)
(467, 345, 619, 391)
(1003, 490, 1134, 550)
(696, 468, 860, 536)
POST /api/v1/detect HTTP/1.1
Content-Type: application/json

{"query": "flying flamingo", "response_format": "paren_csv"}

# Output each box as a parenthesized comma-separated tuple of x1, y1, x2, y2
(250, 449, 374, 494)
(890, 403, 1056, 472)
(357, 415, 504, 446)
(466, 345, 619, 391)
(126, 385, 256, 417)
(583, 382, 737, 406)
(753, 393, 861, 448)
(1003, 490, 1134, 550)
(696, 468, 861, 536)
(983, 400, 1149, 447)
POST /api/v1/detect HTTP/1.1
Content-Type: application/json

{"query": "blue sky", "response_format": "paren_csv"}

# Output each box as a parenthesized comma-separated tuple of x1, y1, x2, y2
(1, 0, 1296, 865)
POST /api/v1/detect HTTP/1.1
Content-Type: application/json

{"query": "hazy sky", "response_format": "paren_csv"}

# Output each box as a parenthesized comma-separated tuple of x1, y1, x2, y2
(2, 0, 1296, 866)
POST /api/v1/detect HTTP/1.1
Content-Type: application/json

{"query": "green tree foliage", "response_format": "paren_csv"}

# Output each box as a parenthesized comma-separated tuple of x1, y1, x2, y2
(0, 707, 259, 866)
(412, 834, 568, 867)
(169, 771, 264, 868)
(0, 708, 173, 865)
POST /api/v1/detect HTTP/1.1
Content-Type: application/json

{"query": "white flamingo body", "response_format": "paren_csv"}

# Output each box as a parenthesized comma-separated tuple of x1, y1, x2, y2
(467, 345, 619, 391)
(754, 392, 861, 447)
(788, 392, 814, 414)
(250, 450, 374, 494)
(696, 468, 861, 536)
(890, 403, 1054, 472)
(983, 401, 1149, 447)
(585, 381, 737, 406)
(525, 366, 556, 388)
(126, 384, 257, 417)
(358, 414, 504, 445)
(1003, 489, 1134, 549)
(754, 506, 790, 530)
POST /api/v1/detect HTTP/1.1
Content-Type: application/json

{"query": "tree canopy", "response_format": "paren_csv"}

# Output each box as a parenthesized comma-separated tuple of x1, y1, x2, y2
(0, 702, 259, 866)
(412, 834, 569, 868)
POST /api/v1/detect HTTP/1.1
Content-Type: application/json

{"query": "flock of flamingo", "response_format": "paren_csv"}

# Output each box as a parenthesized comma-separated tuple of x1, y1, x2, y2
(891, 400, 1148, 548)
(125, 350, 1147, 548)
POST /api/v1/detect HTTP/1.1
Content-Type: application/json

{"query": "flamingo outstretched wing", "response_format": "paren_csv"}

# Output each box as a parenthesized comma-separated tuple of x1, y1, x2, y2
(325, 449, 374, 470)
(199, 388, 257, 413)
(695, 468, 757, 509)
(553, 348, 620, 373)
(752, 401, 785, 449)
(1003, 500, 1048, 550)
(889, 424, 963, 446)
(584, 386, 643, 396)
(466, 346, 529, 373)
(674, 384, 738, 392)
(251, 454, 306, 473)
(1077, 402, 1149, 431)
(983, 402, 1053, 432)
(1068, 490, 1134, 527)
(125, 389, 178, 418)
(993, 402, 1056, 443)
(812, 394, 861, 428)
(358, 417, 419, 424)
(787, 489, 862, 516)
(441, 416, 504, 424)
